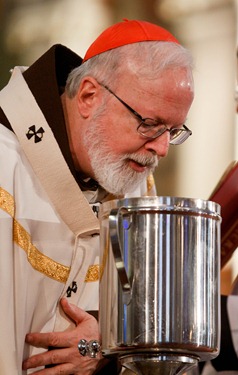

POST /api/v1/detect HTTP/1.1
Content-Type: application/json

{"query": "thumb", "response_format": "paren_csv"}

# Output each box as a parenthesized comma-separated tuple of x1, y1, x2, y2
(60, 297, 89, 325)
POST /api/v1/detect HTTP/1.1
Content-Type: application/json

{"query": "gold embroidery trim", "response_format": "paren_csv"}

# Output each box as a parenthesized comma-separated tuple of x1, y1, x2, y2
(0, 187, 70, 283)
(84, 265, 100, 282)
(0, 187, 101, 284)
(0, 187, 15, 217)
(146, 174, 155, 193)
(13, 219, 70, 283)
(84, 235, 110, 282)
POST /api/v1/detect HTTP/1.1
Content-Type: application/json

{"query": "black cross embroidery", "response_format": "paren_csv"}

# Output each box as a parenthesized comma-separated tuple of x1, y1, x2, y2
(26, 125, 45, 143)
(66, 281, 78, 297)
(92, 205, 100, 218)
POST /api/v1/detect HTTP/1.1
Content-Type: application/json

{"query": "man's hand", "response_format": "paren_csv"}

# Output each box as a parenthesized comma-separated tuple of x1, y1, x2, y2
(22, 298, 106, 374)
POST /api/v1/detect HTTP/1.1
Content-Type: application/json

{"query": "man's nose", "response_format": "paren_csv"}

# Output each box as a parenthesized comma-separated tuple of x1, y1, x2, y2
(143, 131, 170, 157)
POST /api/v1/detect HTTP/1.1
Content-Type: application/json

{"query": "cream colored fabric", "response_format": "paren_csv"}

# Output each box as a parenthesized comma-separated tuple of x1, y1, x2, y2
(0, 66, 156, 374)
(0, 123, 102, 374)
(0, 68, 101, 374)
(0, 66, 99, 237)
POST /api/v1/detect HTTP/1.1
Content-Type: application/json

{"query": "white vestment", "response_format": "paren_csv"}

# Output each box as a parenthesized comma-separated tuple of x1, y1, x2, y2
(0, 67, 155, 374)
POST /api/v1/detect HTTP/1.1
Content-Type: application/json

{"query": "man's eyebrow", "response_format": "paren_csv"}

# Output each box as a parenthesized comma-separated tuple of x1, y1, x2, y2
(155, 116, 189, 126)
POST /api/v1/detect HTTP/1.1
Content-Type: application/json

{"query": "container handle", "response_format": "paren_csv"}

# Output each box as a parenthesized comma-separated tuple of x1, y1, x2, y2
(109, 208, 131, 296)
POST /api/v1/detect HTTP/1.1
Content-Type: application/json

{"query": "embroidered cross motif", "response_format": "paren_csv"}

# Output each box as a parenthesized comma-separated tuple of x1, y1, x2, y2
(92, 205, 100, 218)
(66, 281, 78, 297)
(26, 125, 45, 143)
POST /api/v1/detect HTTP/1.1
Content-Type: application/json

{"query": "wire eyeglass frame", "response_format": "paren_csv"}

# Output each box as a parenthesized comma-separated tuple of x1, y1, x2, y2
(99, 82, 192, 145)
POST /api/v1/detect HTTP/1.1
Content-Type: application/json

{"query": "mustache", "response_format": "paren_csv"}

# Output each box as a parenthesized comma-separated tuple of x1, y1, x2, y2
(124, 152, 158, 168)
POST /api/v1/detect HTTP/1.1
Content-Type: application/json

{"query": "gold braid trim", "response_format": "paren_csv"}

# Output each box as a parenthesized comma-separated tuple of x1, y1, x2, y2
(0, 187, 99, 283)
(13, 218, 70, 283)
(0, 187, 69, 283)
(85, 265, 100, 282)
(146, 174, 155, 195)
(0, 187, 15, 217)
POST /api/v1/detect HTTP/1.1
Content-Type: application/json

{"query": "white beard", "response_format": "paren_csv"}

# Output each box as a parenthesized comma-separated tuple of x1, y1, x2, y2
(83, 118, 158, 196)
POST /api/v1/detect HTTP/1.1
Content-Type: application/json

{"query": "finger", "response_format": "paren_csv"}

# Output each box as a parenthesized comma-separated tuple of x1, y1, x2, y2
(22, 347, 100, 375)
(25, 330, 73, 348)
(22, 347, 77, 371)
(60, 298, 93, 325)
(22, 362, 74, 375)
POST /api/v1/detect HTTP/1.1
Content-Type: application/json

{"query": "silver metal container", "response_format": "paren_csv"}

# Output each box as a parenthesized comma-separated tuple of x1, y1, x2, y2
(99, 197, 221, 375)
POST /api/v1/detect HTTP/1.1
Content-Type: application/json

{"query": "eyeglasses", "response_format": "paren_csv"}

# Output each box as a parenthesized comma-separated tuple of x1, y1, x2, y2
(99, 82, 192, 145)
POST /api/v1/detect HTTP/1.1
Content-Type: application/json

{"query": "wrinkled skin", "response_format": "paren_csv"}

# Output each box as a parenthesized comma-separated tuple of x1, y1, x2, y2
(22, 298, 107, 374)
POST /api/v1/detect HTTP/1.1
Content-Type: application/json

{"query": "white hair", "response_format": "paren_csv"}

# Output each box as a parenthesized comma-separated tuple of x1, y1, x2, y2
(65, 41, 194, 98)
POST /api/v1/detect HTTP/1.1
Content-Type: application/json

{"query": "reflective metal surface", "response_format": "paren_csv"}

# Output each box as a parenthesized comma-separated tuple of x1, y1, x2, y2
(121, 354, 198, 375)
(99, 197, 221, 374)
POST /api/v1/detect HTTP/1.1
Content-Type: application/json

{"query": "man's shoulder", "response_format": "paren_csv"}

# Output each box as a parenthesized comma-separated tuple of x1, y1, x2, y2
(0, 123, 18, 146)
(0, 123, 29, 171)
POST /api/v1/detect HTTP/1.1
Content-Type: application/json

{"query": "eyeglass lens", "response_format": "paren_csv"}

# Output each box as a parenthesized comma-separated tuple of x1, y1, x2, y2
(138, 122, 192, 145)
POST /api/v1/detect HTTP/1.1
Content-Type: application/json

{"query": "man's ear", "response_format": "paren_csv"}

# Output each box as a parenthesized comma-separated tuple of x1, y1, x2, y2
(76, 77, 101, 118)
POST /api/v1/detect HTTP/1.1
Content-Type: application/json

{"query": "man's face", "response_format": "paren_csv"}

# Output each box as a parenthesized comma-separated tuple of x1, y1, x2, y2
(83, 67, 194, 196)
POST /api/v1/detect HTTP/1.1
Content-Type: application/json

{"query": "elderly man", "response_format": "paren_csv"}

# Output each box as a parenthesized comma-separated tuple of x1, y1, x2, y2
(0, 19, 194, 374)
